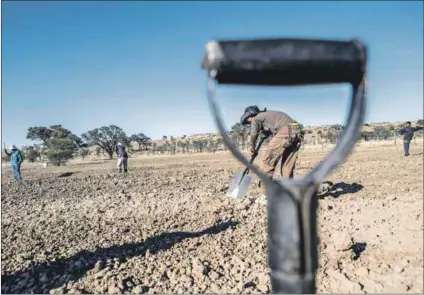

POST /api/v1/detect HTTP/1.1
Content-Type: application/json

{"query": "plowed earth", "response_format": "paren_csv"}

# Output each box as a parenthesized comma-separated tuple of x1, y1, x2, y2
(1, 144, 423, 294)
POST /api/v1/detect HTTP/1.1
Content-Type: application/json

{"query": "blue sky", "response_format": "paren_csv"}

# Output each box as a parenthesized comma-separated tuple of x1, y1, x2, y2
(2, 1, 423, 146)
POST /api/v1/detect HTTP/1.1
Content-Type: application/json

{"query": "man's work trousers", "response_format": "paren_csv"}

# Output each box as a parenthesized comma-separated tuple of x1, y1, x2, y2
(259, 129, 301, 194)
(403, 140, 410, 156)
(11, 164, 22, 181)
(117, 157, 128, 173)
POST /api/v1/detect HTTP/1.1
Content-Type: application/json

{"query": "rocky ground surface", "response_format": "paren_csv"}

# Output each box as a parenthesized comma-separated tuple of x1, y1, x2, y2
(1, 144, 423, 294)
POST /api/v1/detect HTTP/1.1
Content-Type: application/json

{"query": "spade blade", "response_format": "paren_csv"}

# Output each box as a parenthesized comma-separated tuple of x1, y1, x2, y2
(227, 171, 252, 199)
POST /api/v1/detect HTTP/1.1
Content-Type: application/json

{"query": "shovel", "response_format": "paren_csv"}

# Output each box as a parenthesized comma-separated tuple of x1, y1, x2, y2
(227, 135, 266, 199)
(202, 37, 367, 293)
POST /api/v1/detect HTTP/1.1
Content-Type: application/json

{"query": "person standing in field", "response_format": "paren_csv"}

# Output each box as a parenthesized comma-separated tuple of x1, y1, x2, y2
(397, 121, 423, 156)
(241, 106, 303, 203)
(116, 142, 129, 173)
(3, 144, 24, 181)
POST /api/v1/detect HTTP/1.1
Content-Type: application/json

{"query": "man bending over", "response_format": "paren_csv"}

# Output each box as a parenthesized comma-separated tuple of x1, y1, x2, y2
(241, 106, 303, 203)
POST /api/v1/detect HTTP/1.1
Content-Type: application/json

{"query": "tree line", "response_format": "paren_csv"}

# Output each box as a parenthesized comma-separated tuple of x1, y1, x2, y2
(3, 123, 254, 165)
(1, 125, 150, 165)
(3, 120, 422, 166)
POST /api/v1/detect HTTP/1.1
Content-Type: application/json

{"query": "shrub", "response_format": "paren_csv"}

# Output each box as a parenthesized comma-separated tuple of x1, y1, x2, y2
(45, 137, 76, 166)
(79, 148, 89, 160)
(25, 147, 40, 163)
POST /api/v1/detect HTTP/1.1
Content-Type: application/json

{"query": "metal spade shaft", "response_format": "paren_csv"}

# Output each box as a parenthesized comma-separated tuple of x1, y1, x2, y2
(201, 37, 367, 293)
(238, 135, 266, 184)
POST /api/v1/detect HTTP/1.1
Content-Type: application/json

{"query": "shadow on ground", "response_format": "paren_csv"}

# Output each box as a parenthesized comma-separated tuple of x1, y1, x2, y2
(342, 238, 367, 260)
(74, 161, 109, 166)
(56, 172, 78, 178)
(1, 220, 239, 294)
(318, 181, 364, 199)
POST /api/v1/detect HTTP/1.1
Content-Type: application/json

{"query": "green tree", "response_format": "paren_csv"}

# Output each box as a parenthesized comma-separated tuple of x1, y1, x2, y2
(23, 146, 40, 163)
(81, 125, 128, 159)
(325, 129, 340, 143)
(26, 126, 54, 147)
(182, 142, 189, 153)
(192, 140, 199, 152)
(200, 139, 208, 152)
(360, 131, 374, 141)
(231, 123, 250, 150)
(331, 124, 343, 131)
(32, 144, 44, 161)
(164, 141, 172, 154)
(207, 139, 218, 153)
(45, 137, 76, 166)
(157, 144, 166, 154)
(130, 133, 152, 151)
(177, 141, 184, 153)
(79, 148, 89, 160)
(373, 126, 392, 140)
(215, 137, 223, 151)
(95, 147, 101, 158)
(169, 136, 177, 155)
(27, 125, 82, 148)
(26, 125, 80, 165)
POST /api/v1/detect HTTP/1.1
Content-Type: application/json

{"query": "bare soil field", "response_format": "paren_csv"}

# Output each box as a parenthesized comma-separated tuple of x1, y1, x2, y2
(1, 143, 423, 294)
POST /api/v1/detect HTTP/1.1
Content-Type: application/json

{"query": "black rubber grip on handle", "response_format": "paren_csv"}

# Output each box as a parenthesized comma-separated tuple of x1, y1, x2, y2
(202, 38, 366, 86)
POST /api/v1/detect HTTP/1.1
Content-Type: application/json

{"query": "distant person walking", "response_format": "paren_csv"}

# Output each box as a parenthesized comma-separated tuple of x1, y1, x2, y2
(397, 121, 423, 156)
(3, 144, 24, 181)
(116, 142, 128, 173)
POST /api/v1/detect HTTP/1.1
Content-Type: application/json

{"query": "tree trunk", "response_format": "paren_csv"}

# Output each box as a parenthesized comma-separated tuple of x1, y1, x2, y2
(106, 150, 113, 159)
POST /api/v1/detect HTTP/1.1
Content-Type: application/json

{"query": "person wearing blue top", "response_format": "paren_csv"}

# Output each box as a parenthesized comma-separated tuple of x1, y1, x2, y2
(397, 121, 423, 156)
(4, 145, 24, 181)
